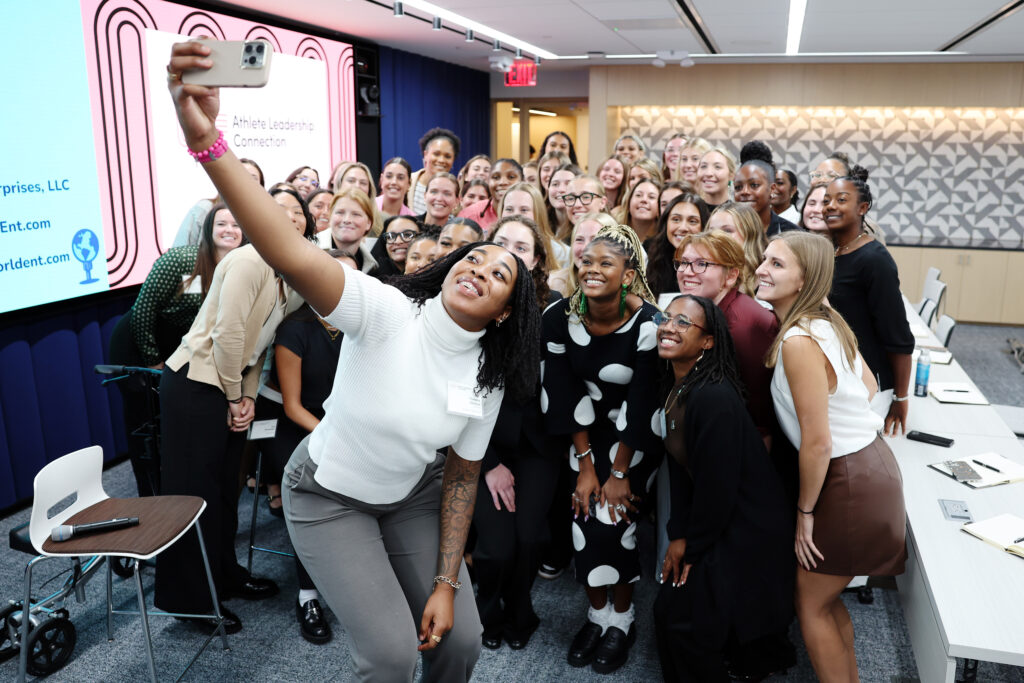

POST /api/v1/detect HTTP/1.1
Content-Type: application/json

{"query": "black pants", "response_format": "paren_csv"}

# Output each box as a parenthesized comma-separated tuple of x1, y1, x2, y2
(653, 571, 730, 683)
(154, 365, 247, 613)
(472, 455, 559, 638)
(539, 455, 574, 571)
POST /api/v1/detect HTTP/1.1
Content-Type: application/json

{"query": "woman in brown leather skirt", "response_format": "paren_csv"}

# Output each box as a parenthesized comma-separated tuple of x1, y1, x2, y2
(758, 231, 906, 682)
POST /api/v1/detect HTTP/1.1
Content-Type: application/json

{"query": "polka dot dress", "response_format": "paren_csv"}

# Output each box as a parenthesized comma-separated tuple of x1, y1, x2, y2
(541, 298, 664, 587)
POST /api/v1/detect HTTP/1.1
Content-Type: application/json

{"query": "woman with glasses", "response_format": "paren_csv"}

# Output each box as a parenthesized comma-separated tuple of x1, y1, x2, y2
(562, 175, 608, 232)
(542, 224, 662, 674)
(286, 166, 320, 200)
(370, 215, 422, 278)
(653, 294, 792, 683)
(645, 193, 710, 299)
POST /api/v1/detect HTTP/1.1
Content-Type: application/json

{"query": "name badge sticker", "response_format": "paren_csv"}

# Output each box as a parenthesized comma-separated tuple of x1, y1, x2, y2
(447, 381, 484, 419)
(248, 419, 278, 440)
(182, 274, 202, 295)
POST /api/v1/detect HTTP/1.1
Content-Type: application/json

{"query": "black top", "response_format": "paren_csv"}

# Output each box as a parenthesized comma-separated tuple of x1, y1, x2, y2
(766, 212, 801, 237)
(369, 237, 403, 279)
(829, 240, 914, 392)
(663, 378, 793, 642)
(270, 309, 343, 421)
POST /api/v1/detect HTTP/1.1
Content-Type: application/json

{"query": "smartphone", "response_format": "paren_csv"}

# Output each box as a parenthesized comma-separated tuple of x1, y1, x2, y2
(907, 430, 954, 448)
(181, 39, 273, 88)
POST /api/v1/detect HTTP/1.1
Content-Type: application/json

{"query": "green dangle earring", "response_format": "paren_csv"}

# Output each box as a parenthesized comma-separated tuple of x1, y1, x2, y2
(580, 294, 588, 317)
(619, 284, 628, 317)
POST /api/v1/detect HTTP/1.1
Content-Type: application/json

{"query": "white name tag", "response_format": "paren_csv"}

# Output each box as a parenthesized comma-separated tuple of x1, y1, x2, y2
(248, 419, 278, 440)
(447, 381, 483, 419)
(181, 273, 202, 295)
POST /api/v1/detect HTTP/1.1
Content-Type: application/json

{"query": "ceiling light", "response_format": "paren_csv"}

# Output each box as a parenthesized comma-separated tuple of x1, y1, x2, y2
(393, 2, 404, 17)
(529, 109, 557, 117)
(465, 29, 474, 42)
(432, 16, 441, 30)
(492, 39, 501, 51)
(515, 47, 523, 59)
(398, 0, 556, 59)
(680, 58, 695, 67)
(535, 55, 541, 65)
(651, 58, 666, 68)
(606, 54, 656, 59)
(786, 0, 807, 54)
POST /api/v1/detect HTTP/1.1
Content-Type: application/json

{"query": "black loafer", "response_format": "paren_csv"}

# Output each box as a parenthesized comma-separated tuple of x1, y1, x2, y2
(506, 615, 540, 650)
(482, 631, 502, 650)
(567, 621, 603, 667)
(226, 575, 279, 601)
(176, 603, 242, 635)
(296, 598, 332, 644)
(591, 624, 635, 674)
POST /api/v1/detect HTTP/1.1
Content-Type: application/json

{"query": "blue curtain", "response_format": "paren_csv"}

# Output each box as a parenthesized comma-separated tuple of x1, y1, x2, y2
(378, 46, 490, 173)
(0, 294, 131, 509)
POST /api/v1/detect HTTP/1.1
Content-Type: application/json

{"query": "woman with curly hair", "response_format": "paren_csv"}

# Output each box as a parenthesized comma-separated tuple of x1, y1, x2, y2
(408, 127, 461, 214)
(541, 224, 663, 674)
(168, 40, 542, 682)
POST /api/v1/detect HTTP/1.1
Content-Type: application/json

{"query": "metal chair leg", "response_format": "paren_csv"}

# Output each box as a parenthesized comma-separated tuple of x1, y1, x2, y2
(247, 451, 263, 575)
(195, 524, 229, 651)
(18, 555, 47, 683)
(106, 557, 114, 640)
(133, 560, 158, 683)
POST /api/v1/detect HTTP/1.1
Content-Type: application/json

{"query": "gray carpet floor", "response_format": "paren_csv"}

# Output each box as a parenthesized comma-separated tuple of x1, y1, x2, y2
(1, 323, 1023, 682)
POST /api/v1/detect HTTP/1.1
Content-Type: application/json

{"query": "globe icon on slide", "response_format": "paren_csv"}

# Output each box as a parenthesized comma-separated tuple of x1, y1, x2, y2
(71, 229, 101, 284)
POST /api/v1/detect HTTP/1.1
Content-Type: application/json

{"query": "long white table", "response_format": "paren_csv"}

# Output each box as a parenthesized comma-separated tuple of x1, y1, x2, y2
(888, 300, 1024, 682)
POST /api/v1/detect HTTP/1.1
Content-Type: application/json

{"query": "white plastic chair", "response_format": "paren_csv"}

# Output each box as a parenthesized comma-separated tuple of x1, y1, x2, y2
(19, 445, 227, 682)
(917, 279, 947, 317)
(920, 299, 938, 328)
(913, 267, 943, 312)
(936, 314, 956, 347)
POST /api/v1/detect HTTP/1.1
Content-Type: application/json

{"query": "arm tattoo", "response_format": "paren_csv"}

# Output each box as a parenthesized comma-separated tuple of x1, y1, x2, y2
(437, 448, 481, 579)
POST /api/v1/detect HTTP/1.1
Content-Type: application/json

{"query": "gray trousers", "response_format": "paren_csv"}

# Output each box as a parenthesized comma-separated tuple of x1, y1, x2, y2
(282, 437, 481, 682)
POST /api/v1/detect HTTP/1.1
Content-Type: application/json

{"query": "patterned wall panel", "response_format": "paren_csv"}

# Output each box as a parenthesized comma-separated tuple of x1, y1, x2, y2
(619, 106, 1024, 249)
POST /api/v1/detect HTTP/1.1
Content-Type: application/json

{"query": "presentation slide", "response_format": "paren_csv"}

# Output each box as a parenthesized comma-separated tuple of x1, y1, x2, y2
(0, 0, 356, 316)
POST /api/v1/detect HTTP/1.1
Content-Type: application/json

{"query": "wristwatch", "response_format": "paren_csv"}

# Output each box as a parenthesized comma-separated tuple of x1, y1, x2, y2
(610, 467, 628, 480)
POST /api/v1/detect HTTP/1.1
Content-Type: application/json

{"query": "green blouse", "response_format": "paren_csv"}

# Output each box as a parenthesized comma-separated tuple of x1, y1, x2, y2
(129, 245, 202, 365)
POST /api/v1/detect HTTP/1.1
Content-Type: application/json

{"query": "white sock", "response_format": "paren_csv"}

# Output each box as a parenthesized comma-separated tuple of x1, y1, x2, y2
(607, 604, 635, 633)
(298, 589, 319, 606)
(588, 603, 613, 635)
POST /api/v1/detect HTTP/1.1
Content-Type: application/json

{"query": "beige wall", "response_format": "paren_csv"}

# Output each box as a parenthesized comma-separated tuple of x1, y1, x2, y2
(587, 62, 1024, 166)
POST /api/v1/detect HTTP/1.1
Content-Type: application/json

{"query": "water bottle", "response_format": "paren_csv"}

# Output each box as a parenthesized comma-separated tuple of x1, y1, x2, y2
(914, 348, 931, 397)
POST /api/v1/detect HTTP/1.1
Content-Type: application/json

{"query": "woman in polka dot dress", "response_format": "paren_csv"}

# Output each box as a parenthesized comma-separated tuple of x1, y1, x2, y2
(541, 224, 663, 674)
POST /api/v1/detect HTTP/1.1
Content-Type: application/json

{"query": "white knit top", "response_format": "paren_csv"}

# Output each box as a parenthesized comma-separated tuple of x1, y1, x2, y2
(308, 267, 503, 504)
(771, 318, 882, 458)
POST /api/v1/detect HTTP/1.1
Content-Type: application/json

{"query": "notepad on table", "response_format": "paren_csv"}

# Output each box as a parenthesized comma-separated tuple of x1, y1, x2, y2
(916, 344, 952, 364)
(910, 322, 932, 339)
(929, 382, 989, 405)
(961, 513, 1024, 559)
(930, 452, 1024, 488)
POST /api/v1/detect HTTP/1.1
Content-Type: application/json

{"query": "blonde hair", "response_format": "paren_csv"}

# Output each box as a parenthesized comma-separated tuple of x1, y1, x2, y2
(498, 182, 559, 271)
(567, 223, 656, 317)
(330, 162, 377, 201)
(662, 133, 689, 179)
(700, 146, 737, 178)
(710, 201, 766, 296)
(329, 187, 383, 238)
(764, 231, 859, 370)
(628, 157, 662, 193)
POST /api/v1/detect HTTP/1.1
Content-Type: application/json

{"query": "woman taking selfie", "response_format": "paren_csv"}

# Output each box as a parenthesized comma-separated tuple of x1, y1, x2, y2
(167, 40, 541, 682)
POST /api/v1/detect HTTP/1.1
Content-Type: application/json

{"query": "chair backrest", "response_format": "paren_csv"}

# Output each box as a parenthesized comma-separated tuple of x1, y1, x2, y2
(30, 445, 109, 554)
(922, 278, 946, 311)
(936, 314, 957, 347)
(920, 299, 938, 328)
(924, 266, 941, 284)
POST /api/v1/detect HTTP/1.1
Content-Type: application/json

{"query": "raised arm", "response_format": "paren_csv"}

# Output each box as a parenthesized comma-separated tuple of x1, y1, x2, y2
(167, 40, 344, 315)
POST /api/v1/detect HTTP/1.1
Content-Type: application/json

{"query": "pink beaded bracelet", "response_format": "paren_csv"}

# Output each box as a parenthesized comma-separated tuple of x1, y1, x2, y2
(188, 130, 227, 163)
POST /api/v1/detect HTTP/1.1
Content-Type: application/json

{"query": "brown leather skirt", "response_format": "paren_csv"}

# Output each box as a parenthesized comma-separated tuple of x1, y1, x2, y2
(812, 435, 907, 576)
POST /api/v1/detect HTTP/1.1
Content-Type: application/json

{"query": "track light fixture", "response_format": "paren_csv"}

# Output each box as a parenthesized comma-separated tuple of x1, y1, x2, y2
(493, 40, 501, 52)
(465, 29, 474, 42)
(432, 16, 442, 30)
(393, 2, 404, 17)
(515, 47, 523, 59)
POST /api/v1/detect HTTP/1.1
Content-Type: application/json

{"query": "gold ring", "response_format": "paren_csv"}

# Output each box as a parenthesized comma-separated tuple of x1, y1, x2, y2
(431, 634, 442, 644)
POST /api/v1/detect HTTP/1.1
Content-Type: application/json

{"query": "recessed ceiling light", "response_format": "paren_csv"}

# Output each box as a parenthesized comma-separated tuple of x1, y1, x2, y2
(786, 0, 807, 55)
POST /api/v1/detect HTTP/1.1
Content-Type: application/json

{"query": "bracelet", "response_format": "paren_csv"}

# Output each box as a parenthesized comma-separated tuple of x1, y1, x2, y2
(574, 446, 593, 460)
(610, 467, 628, 480)
(188, 130, 227, 163)
(892, 394, 909, 402)
(433, 575, 462, 591)
(228, 397, 243, 404)
(797, 505, 815, 515)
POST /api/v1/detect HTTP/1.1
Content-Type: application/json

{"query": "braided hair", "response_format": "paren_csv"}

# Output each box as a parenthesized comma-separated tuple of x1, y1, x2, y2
(567, 223, 656, 317)
(386, 242, 541, 402)
(661, 294, 745, 402)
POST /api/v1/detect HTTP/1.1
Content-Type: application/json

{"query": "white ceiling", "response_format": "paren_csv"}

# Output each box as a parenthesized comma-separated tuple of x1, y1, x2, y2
(223, 0, 1024, 71)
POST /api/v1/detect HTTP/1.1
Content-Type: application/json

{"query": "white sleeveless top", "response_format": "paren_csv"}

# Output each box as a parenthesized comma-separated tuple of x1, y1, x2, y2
(771, 318, 882, 458)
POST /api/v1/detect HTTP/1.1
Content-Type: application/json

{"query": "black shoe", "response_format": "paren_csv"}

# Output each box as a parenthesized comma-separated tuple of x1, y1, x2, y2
(176, 603, 242, 635)
(591, 624, 635, 674)
(505, 615, 540, 650)
(226, 575, 279, 601)
(537, 563, 564, 580)
(482, 630, 502, 650)
(267, 494, 284, 518)
(296, 599, 332, 644)
(567, 621, 604, 667)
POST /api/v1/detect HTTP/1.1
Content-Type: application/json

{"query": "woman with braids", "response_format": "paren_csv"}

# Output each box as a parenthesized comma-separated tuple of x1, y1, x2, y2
(653, 295, 792, 682)
(758, 231, 905, 682)
(541, 224, 663, 674)
(824, 170, 914, 435)
(472, 216, 558, 652)
(167, 40, 541, 682)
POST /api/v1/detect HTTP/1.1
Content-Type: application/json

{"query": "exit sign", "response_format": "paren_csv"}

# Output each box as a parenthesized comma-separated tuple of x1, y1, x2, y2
(504, 59, 537, 87)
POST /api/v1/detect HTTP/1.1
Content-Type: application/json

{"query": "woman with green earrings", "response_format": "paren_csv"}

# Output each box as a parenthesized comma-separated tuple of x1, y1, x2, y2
(540, 223, 664, 674)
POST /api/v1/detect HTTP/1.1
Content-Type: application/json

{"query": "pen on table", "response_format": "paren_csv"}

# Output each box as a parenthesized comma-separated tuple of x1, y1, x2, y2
(944, 389, 970, 393)
(972, 459, 1001, 473)
(1015, 536, 1024, 544)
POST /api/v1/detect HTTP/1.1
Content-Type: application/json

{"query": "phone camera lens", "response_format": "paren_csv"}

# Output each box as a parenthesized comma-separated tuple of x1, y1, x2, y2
(245, 45, 253, 53)
(248, 56, 257, 65)
(256, 44, 265, 53)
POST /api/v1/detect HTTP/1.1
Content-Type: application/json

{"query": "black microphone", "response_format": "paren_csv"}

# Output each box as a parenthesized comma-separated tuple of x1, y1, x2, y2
(51, 517, 140, 542)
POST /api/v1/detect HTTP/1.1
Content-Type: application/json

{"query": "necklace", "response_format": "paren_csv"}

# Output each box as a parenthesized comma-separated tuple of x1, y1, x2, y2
(834, 231, 866, 257)
(318, 317, 340, 341)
